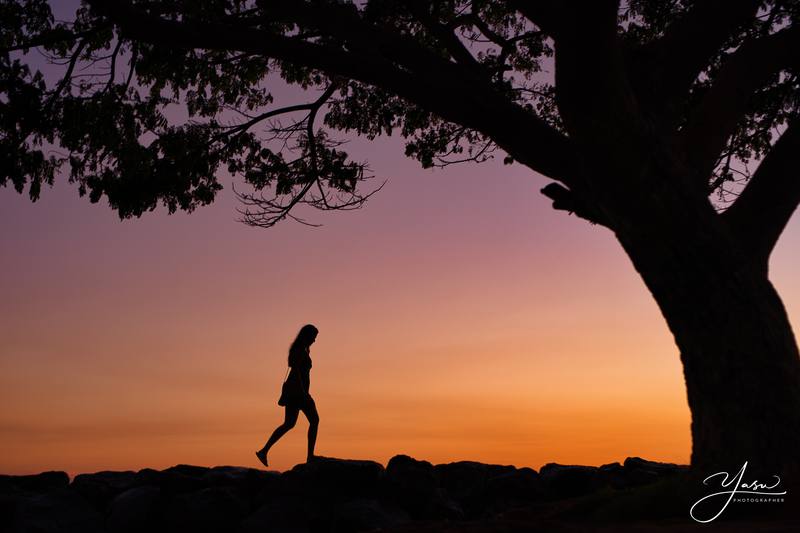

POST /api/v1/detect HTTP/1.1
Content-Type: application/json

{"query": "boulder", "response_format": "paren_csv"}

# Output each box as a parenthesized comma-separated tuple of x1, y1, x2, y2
(0, 471, 69, 494)
(623, 457, 686, 475)
(164, 464, 210, 479)
(433, 460, 518, 515)
(106, 485, 163, 533)
(134, 467, 205, 494)
(70, 470, 138, 511)
(204, 465, 283, 511)
(7, 487, 103, 533)
(316, 498, 411, 532)
(539, 464, 607, 499)
(482, 467, 543, 508)
(598, 459, 688, 490)
(251, 475, 288, 508)
(621, 457, 688, 488)
(598, 461, 628, 489)
(202, 465, 256, 486)
(385, 455, 462, 520)
(240, 499, 310, 533)
(386, 455, 436, 486)
(163, 485, 248, 533)
(281, 457, 384, 500)
(434, 461, 517, 494)
(0, 456, 694, 532)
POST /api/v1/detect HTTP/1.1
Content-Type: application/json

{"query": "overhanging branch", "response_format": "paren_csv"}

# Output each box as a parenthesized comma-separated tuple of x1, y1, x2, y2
(232, 83, 384, 228)
(85, 0, 578, 187)
(404, 1, 480, 68)
(637, 0, 760, 111)
(508, 0, 566, 38)
(0, 27, 103, 53)
(680, 25, 800, 182)
(546, 0, 646, 170)
(722, 121, 800, 263)
(541, 182, 610, 227)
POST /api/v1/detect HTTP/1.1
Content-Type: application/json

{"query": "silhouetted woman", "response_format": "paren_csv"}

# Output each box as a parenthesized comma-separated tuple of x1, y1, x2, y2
(256, 324, 320, 467)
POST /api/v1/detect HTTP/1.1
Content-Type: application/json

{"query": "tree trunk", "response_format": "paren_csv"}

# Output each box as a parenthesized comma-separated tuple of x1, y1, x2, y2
(617, 221, 800, 482)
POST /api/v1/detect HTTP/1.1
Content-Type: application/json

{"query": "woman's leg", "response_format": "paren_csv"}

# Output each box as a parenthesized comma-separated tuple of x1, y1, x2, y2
(256, 407, 300, 466)
(301, 399, 319, 462)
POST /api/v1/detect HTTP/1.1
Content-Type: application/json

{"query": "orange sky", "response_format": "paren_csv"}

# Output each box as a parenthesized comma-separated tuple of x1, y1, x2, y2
(2, 133, 799, 476)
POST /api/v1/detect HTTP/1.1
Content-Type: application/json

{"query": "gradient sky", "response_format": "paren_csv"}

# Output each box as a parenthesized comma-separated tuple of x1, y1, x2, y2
(4, 130, 798, 476)
(2, 4, 800, 477)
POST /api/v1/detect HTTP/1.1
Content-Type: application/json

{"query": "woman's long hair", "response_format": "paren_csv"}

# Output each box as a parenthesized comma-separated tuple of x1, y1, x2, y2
(289, 324, 318, 359)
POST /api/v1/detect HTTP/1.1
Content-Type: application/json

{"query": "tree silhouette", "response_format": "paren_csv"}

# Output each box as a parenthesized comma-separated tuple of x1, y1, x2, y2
(3, 1, 799, 478)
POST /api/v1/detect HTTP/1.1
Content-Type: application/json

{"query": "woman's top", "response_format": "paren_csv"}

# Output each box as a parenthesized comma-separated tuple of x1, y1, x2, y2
(287, 345, 313, 395)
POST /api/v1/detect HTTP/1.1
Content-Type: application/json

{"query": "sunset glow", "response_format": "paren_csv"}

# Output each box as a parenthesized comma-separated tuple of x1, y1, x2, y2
(2, 133, 799, 476)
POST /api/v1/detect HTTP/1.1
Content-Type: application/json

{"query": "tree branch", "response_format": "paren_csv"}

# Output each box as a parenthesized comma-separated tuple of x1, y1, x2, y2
(722, 121, 800, 264)
(216, 102, 318, 141)
(234, 87, 336, 228)
(232, 83, 383, 228)
(540, 182, 610, 227)
(637, 0, 760, 109)
(85, 0, 577, 186)
(508, 0, 566, 38)
(0, 27, 101, 53)
(103, 39, 123, 92)
(404, 1, 480, 68)
(304, 84, 338, 182)
(45, 39, 87, 108)
(680, 25, 800, 182)
(548, 1, 645, 159)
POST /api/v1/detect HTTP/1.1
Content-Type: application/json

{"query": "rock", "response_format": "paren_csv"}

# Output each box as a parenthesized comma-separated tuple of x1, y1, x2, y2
(317, 498, 411, 532)
(539, 464, 606, 499)
(164, 464, 210, 479)
(0, 456, 694, 532)
(281, 457, 384, 500)
(599, 461, 628, 489)
(623, 457, 686, 476)
(240, 499, 310, 533)
(0, 473, 72, 533)
(483, 467, 543, 508)
(203, 465, 283, 512)
(163, 485, 248, 533)
(202, 465, 253, 486)
(0, 471, 69, 494)
(435, 461, 517, 494)
(107, 486, 163, 533)
(134, 467, 205, 494)
(620, 457, 687, 488)
(251, 473, 287, 508)
(385, 455, 438, 515)
(387, 454, 435, 475)
(70, 470, 138, 511)
(386, 455, 436, 486)
(434, 460, 518, 515)
(8, 487, 103, 533)
(385, 455, 462, 520)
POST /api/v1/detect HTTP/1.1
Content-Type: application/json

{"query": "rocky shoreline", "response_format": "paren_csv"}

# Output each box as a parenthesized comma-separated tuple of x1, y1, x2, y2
(0, 455, 790, 532)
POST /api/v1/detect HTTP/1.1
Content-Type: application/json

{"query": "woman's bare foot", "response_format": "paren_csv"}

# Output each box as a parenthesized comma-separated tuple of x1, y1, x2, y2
(255, 450, 269, 468)
(306, 454, 319, 463)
